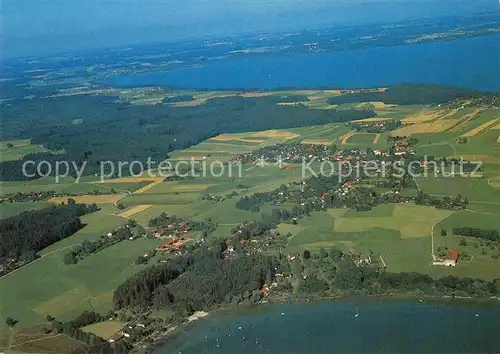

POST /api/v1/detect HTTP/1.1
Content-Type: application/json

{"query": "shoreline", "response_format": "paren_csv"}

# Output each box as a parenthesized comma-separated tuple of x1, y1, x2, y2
(144, 292, 500, 353)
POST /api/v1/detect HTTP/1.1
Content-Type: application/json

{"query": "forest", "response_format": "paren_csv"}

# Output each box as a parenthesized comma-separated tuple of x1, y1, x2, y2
(327, 84, 482, 105)
(0, 201, 99, 260)
(0, 94, 374, 180)
(112, 241, 500, 319)
(453, 227, 500, 242)
(112, 240, 278, 313)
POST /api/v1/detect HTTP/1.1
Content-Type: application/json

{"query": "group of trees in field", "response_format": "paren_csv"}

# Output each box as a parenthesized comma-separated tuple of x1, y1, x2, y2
(147, 212, 216, 234)
(113, 240, 278, 314)
(64, 224, 142, 265)
(162, 95, 194, 103)
(0, 190, 56, 203)
(0, 94, 375, 181)
(291, 246, 500, 298)
(113, 241, 500, 321)
(45, 314, 131, 354)
(351, 120, 402, 133)
(415, 191, 468, 210)
(0, 201, 99, 260)
(453, 227, 500, 242)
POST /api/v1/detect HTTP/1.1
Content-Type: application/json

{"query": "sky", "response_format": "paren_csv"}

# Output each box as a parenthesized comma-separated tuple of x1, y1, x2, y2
(2, 0, 498, 58)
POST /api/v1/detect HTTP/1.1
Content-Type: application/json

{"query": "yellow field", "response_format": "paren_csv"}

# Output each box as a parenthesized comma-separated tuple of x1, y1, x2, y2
(340, 131, 356, 144)
(210, 134, 265, 143)
(277, 102, 303, 106)
(249, 130, 299, 140)
(92, 176, 163, 184)
(402, 109, 443, 123)
(170, 183, 215, 192)
(33, 286, 89, 316)
(357, 101, 396, 109)
(82, 321, 125, 339)
(49, 194, 123, 205)
(390, 119, 459, 135)
(166, 155, 214, 161)
(450, 109, 481, 132)
(492, 123, 500, 130)
(0, 139, 31, 148)
(240, 91, 275, 98)
(436, 108, 460, 120)
(373, 134, 381, 144)
(352, 117, 390, 123)
(461, 118, 500, 137)
(167, 99, 205, 107)
(117, 204, 152, 218)
(390, 124, 429, 135)
(133, 179, 164, 194)
(301, 139, 334, 145)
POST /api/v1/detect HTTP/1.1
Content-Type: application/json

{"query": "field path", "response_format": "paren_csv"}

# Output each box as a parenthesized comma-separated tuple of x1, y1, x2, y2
(0, 334, 64, 351)
(340, 131, 356, 144)
(430, 213, 454, 258)
(488, 179, 500, 191)
(373, 134, 381, 144)
(461, 118, 500, 137)
(450, 109, 481, 132)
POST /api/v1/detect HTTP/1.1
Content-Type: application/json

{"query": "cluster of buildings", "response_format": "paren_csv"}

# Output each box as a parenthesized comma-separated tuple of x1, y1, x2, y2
(0, 191, 55, 204)
(155, 236, 188, 252)
(151, 220, 192, 238)
(351, 120, 401, 133)
(232, 143, 330, 164)
(108, 321, 148, 343)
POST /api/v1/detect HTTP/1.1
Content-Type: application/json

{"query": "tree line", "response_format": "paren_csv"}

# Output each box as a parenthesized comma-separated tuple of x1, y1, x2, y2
(453, 227, 500, 242)
(64, 223, 142, 265)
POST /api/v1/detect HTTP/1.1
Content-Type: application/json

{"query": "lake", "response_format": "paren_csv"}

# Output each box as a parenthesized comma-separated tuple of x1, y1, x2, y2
(153, 300, 500, 353)
(109, 35, 500, 92)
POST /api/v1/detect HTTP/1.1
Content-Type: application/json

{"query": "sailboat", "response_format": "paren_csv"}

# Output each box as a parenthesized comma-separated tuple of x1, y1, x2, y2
(354, 305, 360, 318)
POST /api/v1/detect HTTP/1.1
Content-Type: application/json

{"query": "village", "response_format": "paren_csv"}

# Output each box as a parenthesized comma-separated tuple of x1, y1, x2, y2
(350, 120, 402, 133)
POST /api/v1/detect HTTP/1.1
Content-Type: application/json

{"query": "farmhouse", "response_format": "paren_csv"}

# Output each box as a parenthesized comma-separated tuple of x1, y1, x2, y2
(433, 249, 460, 267)
(445, 249, 460, 267)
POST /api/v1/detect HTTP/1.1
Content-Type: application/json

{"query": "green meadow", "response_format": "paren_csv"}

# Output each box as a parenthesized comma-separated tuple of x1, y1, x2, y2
(0, 139, 63, 162)
(1, 99, 499, 337)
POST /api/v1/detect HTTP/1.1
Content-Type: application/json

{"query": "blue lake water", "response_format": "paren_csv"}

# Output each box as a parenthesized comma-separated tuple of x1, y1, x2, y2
(153, 300, 500, 353)
(109, 35, 499, 92)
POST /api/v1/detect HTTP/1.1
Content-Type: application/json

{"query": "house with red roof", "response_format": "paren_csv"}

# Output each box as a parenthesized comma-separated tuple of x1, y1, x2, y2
(444, 249, 460, 267)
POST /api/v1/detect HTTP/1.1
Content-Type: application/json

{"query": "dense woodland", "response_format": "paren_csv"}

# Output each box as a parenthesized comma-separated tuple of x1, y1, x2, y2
(453, 227, 500, 242)
(327, 84, 482, 105)
(0, 201, 98, 259)
(113, 240, 278, 313)
(0, 94, 374, 180)
(113, 241, 500, 317)
(1, 84, 487, 181)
